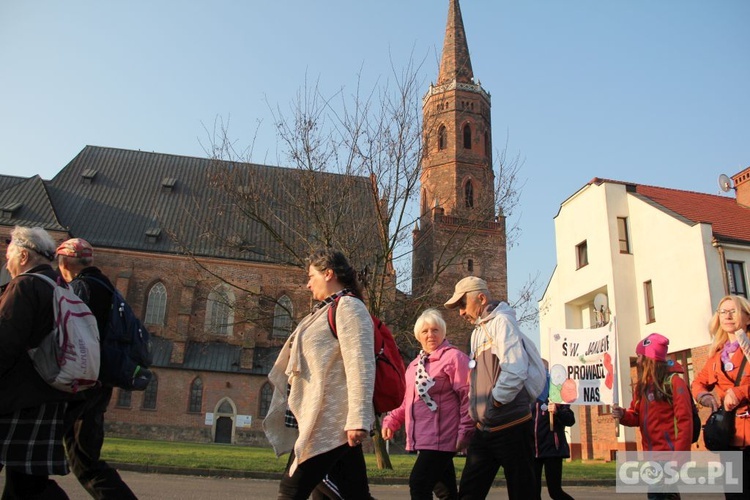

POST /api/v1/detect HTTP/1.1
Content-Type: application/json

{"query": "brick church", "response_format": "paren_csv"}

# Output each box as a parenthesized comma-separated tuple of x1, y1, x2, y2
(0, 0, 506, 445)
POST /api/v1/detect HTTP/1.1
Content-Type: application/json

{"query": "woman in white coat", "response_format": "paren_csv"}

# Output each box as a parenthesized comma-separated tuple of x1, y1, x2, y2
(263, 249, 376, 500)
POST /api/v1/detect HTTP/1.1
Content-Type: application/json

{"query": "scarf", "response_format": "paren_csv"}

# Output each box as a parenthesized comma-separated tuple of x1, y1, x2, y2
(415, 350, 437, 412)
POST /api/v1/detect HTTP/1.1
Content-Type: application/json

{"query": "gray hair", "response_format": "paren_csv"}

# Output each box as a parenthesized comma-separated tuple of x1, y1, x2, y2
(413, 308, 447, 340)
(10, 226, 56, 262)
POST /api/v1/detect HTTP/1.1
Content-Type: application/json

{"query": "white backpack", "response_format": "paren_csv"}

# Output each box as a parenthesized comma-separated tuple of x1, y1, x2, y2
(22, 273, 101, 393)
(519, 330, 547, 400)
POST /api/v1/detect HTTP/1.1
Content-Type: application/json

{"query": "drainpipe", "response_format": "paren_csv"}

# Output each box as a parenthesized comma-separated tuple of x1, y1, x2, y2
(712, 237, 730, 295)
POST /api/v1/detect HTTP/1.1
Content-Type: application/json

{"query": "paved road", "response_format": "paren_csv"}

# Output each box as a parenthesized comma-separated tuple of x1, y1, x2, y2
(1, 469, 727, 499)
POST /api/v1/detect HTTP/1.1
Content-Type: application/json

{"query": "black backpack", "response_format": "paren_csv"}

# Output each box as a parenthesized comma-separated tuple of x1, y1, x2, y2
(86, 276, 153, 390)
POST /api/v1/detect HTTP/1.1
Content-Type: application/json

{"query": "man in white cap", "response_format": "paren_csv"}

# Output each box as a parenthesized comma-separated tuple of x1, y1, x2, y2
(445, 276, 545, 500)
(57, 238, 138, 499)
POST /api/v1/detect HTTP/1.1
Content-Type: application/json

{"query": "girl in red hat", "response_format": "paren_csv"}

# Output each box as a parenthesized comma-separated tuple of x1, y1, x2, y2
(612, 333, 694, 453)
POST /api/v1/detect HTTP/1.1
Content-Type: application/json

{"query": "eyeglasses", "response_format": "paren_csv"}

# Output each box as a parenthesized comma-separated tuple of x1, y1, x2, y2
(718, 309, 738, 317)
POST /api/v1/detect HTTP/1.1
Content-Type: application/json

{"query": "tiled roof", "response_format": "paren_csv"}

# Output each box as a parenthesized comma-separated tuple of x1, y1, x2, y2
(0, 175, 66, 230)
(150, 336, 173, 367)
(0, 175, 26, 192)
(589, 177, 750, 244)
(250, 347, 282, 375)
(183, 341, 245, 373)
(133, 336, 279, 375)
(31, 146, 380, 265)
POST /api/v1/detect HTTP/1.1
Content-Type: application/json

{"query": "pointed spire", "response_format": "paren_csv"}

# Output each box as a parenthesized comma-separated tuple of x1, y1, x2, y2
(437, 0, 474, 85)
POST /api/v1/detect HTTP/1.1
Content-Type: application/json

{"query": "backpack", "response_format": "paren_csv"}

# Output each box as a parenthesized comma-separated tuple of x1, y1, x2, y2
(666, 373, 701, 444)
(83, 276, 153, 391)
(327, 295, 406, 414)
(22, 273, 100, 394)
(482, 320, 546, 401)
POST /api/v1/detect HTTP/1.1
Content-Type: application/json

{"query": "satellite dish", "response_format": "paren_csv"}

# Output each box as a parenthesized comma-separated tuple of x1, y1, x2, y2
(718, 173, 733, 193)
(594, 293, 608, 311)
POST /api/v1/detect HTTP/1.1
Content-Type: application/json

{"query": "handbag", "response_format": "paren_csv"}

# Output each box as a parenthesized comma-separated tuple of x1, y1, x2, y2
(703, 355, 746, 451)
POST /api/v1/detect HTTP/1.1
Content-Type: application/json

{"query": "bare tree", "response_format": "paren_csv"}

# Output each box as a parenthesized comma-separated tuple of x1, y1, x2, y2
(168, 58, 537, 468)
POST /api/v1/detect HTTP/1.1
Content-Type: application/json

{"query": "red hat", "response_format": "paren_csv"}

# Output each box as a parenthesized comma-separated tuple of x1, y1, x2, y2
(636, 333, 669, 362)
(56, 238, 93, 258)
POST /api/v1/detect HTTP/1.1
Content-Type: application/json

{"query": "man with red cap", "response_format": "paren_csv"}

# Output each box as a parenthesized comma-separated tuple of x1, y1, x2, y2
(57, 238, 138, 499)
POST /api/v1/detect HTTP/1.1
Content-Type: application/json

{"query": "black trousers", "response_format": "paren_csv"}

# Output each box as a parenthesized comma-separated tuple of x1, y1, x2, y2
(534, 457, 574, 500)
(409, 450, 457, 500)
(64, 387, 136, 500)
(1, 468, 68, 500)
(458, 420, 538, 500)
(280, 444, 371, 500)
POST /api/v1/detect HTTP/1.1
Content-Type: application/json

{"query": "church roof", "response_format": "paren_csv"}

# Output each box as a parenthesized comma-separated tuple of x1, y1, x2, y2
(0, 145, 379, 266)
(0, 175, 66, 230)
(149, 336, 280, 375)
(589, 177, 750, 245)
(437, 0, 474, 85)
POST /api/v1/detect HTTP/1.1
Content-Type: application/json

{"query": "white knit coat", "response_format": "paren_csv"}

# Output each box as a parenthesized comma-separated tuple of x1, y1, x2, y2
(263, 296, 375, 474)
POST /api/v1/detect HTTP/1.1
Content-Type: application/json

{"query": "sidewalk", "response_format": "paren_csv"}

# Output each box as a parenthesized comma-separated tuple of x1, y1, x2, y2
(0, 467, 726, 499)
(109, 461, 616, 488)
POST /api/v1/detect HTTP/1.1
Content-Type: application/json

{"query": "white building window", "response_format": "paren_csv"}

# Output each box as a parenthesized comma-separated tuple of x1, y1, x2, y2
(617, 217, 630, 254)
(576, 240, 588, 269)
(644, 280, 656, 323)
(727, 261, 747, 298)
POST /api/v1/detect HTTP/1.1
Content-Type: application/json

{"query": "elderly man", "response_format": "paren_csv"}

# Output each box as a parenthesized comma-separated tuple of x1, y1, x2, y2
(57, 238, 137, 500)
(444, 276, 545, 500)
(0, 226, 70, 498)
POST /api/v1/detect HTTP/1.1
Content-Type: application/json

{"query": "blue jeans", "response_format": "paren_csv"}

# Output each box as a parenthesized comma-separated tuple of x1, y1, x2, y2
(458, 420, 538, 500)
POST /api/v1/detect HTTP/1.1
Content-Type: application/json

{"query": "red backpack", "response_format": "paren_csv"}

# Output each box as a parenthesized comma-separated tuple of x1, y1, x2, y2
(328, 295, 406, 414)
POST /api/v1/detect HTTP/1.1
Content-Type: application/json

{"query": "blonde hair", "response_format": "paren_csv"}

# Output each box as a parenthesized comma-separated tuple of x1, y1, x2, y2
(708, 295, 750, 355)
(413, 308, 447, 340)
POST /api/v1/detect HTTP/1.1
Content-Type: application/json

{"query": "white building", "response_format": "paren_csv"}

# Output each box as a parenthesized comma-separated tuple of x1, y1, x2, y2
(539, 168, 750, 459)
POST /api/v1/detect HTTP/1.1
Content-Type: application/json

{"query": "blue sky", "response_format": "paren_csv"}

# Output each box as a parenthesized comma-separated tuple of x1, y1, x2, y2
(1, 1, 748, 344)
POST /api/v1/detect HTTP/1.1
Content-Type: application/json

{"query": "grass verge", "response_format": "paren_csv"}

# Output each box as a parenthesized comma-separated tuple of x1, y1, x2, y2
(102, 438, 615, 480)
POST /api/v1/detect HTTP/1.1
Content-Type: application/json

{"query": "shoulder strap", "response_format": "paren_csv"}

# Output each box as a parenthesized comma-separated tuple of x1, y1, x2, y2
(734, 356, 747, 387)
(19, 272, 57, 289)
(83, 275, 116, 295)
(326, 292, 360, 338)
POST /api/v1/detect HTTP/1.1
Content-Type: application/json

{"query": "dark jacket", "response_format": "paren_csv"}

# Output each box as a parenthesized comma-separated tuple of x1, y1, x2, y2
(532, 399, 575, 459)
(70, 267, 114, 339)
(0, 265, 72, 413)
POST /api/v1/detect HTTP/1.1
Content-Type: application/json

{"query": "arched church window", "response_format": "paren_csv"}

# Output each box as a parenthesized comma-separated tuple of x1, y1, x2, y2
(465, 180, 474, 208)
(272, 295, 293, 338)
(437, 125, 447, 151)
(485, 131, 490, 156)
(463, 124, 472, 149)
(259, 383, 273, 418)
(145, 282, 167, 326)
(206, 285, 234, 335)
(188, 378, 203, 413)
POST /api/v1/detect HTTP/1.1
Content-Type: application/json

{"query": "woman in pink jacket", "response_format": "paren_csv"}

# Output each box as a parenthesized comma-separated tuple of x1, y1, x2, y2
(382, 308, 473, 500)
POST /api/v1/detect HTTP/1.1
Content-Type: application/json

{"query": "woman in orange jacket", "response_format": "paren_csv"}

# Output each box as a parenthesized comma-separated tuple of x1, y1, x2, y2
(692, 295, 750, 500)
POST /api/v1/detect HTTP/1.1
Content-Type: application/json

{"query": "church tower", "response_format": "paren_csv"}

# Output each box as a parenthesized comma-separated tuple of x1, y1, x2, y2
(413, 0, 507, 344)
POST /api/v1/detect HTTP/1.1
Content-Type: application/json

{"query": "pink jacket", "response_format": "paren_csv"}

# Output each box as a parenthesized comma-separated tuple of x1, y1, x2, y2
(382, 340, 474, 451)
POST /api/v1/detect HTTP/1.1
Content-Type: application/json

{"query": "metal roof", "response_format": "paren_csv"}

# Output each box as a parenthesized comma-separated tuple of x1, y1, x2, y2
(31, 145, 380, 265)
